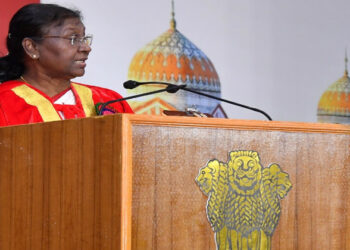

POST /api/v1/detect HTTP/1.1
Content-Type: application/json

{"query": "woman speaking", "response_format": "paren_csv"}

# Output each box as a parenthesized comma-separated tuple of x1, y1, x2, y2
(0, 3, 133, 127)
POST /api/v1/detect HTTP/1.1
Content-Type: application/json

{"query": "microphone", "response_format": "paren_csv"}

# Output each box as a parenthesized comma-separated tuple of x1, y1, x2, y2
(124, 80, 272, 121)
(96, 84, 186, 115)
(123, 80, 139, 89)
(123, 80, 180, 93)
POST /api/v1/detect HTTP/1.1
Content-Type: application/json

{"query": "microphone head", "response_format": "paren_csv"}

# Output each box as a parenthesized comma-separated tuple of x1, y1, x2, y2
(123, 80, 139, 89)
(166, 84, 186, 93)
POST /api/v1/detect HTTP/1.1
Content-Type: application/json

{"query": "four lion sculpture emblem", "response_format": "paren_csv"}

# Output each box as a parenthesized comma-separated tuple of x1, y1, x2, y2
(195, 150, 292, 250)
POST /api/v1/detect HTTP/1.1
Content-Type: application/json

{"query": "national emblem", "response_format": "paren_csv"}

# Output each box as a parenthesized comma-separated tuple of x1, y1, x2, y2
(195, 150, 292, 250)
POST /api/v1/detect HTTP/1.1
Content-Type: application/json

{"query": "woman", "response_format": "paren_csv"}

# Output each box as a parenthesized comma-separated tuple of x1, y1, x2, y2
(0, 3, 133, 127)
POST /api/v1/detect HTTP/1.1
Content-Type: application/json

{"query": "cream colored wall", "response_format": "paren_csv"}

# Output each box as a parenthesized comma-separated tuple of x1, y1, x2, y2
(42, 0, 350, 122)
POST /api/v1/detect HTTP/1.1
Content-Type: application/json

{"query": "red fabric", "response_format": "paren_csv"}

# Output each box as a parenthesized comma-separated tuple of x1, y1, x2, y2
(0, 80, 133, 127)
(53, 104, 86, 120)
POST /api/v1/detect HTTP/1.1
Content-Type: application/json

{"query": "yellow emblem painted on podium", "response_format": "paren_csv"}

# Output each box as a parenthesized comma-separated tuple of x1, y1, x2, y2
(195, 150, 292, 250)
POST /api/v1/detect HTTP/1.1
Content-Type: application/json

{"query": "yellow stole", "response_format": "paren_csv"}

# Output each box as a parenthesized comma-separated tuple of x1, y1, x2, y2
(11, 83, 96, 122)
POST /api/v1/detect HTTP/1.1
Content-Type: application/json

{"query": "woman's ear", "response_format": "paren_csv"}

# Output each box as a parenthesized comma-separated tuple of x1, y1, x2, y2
(22, 38, 40, 59)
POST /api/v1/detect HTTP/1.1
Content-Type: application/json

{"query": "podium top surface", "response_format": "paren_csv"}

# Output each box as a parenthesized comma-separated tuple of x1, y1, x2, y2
(2, 113, 348, 135)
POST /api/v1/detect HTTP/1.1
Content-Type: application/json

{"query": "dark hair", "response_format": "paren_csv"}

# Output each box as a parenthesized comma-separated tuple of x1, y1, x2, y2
(0, 4, 81, 83)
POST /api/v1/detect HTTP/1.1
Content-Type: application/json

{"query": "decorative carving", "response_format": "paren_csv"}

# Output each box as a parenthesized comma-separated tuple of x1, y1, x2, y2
(196, 150, 292, 250)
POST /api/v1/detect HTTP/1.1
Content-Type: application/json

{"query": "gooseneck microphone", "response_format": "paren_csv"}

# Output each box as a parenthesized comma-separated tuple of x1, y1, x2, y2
(123, 80, 273, 121)
(96, 83, 186, 115)
(123, 80, 180, 93)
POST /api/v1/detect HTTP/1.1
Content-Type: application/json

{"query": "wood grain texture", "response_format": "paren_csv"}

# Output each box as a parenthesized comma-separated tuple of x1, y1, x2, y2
(0, 114, 349, 249)
(0, 115, 128, 250)
(126, 115, 350, 250)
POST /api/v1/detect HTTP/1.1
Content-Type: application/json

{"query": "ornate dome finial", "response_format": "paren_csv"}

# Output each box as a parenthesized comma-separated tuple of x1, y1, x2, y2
(345, 48, 348, 76)
(170, 0, 176, 30)
(317, 52, 350, 124)
(127, 1, 223, 116)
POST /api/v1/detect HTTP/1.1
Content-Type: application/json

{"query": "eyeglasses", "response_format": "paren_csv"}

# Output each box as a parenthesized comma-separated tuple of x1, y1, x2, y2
(39, 35, 93, 46)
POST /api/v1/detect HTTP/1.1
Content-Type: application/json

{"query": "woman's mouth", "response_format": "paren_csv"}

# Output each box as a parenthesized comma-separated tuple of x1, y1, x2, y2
(75, 59, 87, 67)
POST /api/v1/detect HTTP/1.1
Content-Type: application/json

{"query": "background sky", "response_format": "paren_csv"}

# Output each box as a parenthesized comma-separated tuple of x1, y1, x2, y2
(21, 0, 350, 121)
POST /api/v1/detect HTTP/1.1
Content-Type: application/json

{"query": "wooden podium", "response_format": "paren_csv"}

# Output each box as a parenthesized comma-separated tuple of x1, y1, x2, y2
(0, 114, 349, 249)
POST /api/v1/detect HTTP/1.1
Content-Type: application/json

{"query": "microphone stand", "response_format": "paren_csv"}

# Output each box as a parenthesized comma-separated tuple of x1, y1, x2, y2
(182, 87, 272, 121)
(123, 80, 272, 121)
(97, 84, 186, 115)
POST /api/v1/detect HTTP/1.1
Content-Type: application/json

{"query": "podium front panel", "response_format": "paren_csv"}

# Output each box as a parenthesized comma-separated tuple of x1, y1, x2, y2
(0, 117, 125, 250)
(128, 115, 350, 250)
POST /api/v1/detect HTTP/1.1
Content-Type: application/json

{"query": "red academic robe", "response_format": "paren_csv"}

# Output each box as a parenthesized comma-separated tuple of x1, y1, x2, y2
(0, 80, 133, 127)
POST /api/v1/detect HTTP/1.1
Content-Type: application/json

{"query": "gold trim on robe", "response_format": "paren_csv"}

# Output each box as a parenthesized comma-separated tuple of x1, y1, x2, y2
(72, 83, 96, 117)
(12, 84, 61, 122)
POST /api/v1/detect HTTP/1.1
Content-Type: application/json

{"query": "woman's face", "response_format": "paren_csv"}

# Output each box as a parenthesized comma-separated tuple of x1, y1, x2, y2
(36, 18, 91, 80)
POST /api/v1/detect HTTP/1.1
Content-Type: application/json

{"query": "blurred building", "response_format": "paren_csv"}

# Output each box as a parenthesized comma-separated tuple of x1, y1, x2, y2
(127, 5, 226, 117)
(317, 56, 350, 124)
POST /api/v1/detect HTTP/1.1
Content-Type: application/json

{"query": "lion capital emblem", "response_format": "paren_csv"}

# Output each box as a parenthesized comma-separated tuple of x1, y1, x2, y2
(195, 150, 292, 250)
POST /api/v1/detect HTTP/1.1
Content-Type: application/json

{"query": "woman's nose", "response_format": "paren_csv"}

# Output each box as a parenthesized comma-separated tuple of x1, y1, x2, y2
(79, 43, 92, 53)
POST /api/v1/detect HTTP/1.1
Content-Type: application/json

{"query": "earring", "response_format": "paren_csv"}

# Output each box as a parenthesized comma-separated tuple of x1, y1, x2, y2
(32, 55, 37, 59)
